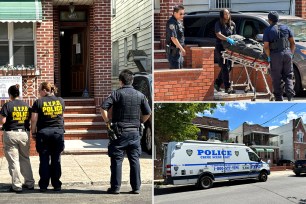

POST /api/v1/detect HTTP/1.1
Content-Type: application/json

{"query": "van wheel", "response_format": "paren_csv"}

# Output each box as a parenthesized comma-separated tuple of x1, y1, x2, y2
(258, 171, 268, 182)
(197, 175, 213, 189)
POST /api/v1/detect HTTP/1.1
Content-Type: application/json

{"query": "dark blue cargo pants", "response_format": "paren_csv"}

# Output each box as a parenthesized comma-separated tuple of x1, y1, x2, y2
(167, 47, 183, 69)
(215, 44, 232, 89)
(108, 130, 141, 191)
(270, 50, 295, 101)
(36, 127, 65, 189)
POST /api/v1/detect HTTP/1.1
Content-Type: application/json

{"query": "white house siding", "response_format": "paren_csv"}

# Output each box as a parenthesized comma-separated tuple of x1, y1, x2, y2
(270, 121, 294, 161)
(111, 0, 152, 89)
(183, 0, 294, 15)
(229, 124, 243, 143)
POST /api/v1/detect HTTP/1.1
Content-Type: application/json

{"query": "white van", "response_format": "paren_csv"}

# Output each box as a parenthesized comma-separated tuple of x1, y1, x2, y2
(162, 140, 270, 189)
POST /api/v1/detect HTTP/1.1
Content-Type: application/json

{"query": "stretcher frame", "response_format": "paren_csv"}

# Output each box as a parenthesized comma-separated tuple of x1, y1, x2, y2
(221, 50, 274, 101)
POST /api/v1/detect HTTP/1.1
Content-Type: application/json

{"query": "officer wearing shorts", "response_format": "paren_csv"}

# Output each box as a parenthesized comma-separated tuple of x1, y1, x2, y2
(166, 5, 185, 69)
(31, 82, 65, 192)
(101, 69, 151, 194)
(0, 84, 35, 192)
(263, 11, 296, 101)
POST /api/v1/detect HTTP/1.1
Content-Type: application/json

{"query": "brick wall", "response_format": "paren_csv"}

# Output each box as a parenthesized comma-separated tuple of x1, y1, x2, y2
(243, 123, 270, 134)
(92, 0, 112, 109)
(154, 47, 215, 101)
(53, 6, 60, 95)
(293, 119, 306, 160)
(296, 0, 306, 19)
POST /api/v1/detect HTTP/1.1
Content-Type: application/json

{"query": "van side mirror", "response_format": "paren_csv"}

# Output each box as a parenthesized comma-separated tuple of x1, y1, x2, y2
(255, 34, 263, 42)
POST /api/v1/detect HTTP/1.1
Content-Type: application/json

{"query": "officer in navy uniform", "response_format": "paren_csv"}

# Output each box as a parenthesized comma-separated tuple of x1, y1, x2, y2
(166, 5, 185, 69)
(214, 9, 236, 94)
(263, 11, 295, 101)
(31, 82, 65, 192)
(101, 69, 151, 194)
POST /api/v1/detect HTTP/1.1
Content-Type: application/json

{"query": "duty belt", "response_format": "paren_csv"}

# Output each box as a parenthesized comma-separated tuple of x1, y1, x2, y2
(4, 129, 26, 132)
(121, 127, 139, 132)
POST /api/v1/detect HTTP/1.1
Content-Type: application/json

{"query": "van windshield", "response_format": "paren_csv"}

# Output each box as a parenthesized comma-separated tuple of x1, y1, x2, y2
(279, 19, 306, 42)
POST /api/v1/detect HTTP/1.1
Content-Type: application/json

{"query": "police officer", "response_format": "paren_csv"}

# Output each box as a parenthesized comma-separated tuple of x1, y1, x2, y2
(166, 5, 185, 69)
(263, 11, 295, 101)
(0, 84, 35, 192)
(31, 82, 65, 192)
(101, 69, 151, 194)
(214, 9, 236, 94)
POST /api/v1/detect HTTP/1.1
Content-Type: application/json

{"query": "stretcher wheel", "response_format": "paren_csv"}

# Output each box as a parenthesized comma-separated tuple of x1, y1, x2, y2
(244, 87, 249, 93)
(269, 95, 275, 101)
(251, 97, 256, 101)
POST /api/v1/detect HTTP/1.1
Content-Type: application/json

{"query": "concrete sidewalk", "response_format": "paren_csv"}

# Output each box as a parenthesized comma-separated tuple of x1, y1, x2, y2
(0, 153, 152, 188)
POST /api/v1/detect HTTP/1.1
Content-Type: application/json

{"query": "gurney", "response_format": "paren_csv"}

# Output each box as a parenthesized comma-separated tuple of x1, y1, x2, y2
(221, 50, 274, 101)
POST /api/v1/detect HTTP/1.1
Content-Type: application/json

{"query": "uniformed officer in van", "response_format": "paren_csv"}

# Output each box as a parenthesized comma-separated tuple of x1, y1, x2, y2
(101, 69, 151, 194)
(263, 11, 295, 101)
(166, 5, 185, 69)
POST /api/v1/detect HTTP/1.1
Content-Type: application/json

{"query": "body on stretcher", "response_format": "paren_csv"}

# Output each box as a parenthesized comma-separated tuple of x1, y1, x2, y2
(221, 50, 274, 101)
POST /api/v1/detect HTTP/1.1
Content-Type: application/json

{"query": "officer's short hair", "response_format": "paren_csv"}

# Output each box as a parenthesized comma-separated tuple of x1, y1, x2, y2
(119, 69, 134, 85)
(173, 5, 184, 13)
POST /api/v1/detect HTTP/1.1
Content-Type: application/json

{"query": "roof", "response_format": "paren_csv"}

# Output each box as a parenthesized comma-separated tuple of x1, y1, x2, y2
(193, 124, 229, 131)
(244, 130, 278, 137)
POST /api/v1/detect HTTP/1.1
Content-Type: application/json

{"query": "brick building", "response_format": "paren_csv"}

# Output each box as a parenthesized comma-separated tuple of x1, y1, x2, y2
(0, 0, 112, 156)
(192, 116, 229, 141)
(270, 117, 306, 161)
(230, 122, 279, 164)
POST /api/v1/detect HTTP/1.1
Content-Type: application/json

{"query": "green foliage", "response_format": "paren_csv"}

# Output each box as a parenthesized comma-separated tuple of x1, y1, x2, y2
(154, 103, 220, 152)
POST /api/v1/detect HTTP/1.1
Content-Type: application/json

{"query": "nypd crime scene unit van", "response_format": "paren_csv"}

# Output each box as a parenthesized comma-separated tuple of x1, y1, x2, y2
(162, 140, 270, 189)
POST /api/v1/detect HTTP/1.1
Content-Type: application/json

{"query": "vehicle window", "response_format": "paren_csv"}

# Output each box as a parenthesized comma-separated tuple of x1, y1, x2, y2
(241, 19, 266, 39)
(204, 18, 218, 38)
(248, 152, 259, 162)
(184, 17, 204, 37)
(132, 76, 152, 107)
(279, 19, 306, 42)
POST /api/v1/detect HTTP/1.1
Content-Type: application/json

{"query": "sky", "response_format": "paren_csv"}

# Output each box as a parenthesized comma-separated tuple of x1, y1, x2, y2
(197, 103, 306, 131)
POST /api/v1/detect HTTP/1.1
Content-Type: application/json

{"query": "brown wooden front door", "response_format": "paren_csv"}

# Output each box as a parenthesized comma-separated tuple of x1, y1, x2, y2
(60, 27, 87, 97)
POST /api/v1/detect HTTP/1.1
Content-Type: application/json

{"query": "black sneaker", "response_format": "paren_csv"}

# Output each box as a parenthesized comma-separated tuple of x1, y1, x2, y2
(22, 184, 34, 190)
(8, 187, 22, 193)
(225, 87, 236, 94)
(130, 189, 140, 194)
(214, 83, 221, 92)
(107, 188, 120, 194)
(53, 187, 61, 191)
(40, 188, 47, 192)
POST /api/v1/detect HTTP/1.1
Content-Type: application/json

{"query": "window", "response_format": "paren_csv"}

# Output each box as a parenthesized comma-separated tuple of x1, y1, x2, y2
(0, 22, 35, 68)
(248, 152, 259, 162)
(297, 131, 304, 143)
(132, 33, 137, 50)
(211, 0, 231, 9)
(208, 131, 221, 140)
(124, 38, 127, 66)
(280, 136, 283, 144)
(111, 0, 116, 16)
(241, 19, 267, 39)
(112, 41, 119, 76)
(154, 0, 160, 10)
(280, 150, 284, 160)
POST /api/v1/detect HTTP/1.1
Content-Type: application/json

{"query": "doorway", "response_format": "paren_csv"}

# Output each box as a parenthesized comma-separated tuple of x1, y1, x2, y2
(60, 27, 88, 97)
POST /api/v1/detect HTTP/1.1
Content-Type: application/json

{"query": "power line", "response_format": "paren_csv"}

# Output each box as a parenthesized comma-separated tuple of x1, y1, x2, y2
(260, 103, 297, 126)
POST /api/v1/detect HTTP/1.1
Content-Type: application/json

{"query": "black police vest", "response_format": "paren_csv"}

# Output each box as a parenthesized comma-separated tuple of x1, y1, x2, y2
(166, 17, 184, 47)
(270, 24, 290, 51)
(112, 88, 142, 128)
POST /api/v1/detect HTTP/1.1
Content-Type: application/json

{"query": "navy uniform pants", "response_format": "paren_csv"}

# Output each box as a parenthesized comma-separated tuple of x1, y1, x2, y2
(36, 127, 65, 189)
(108, 130, 141, 191)
(215, 44, 232, 88)
(270, 50, 295, 101)
(167, 47, 183, 69)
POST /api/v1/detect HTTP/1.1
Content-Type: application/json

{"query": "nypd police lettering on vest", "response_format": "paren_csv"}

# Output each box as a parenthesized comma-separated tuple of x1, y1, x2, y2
(100, 69, 151, 194)
(166, 4, 185, 69)
(263, 11, 296, 101)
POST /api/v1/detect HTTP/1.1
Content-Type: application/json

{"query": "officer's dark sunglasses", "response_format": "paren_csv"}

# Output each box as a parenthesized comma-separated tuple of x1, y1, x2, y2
(179, 12, 185, 16)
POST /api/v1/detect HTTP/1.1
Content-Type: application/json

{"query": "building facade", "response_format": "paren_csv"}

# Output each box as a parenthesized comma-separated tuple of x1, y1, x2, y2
(111, 0, 152, 89)
(192, 116, 229, 141)
(270, 118, 306, 161)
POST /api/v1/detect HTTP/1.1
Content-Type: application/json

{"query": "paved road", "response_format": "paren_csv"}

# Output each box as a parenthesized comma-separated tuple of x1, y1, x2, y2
(0, 184, 152, 204)
(155, 173, 306, 204)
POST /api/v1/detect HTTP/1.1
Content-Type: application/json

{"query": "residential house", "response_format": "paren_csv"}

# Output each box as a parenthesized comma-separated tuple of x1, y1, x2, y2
(270, 117, 306, 161)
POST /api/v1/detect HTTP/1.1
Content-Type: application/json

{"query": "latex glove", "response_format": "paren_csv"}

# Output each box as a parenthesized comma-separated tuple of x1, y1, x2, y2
(267, 56, 271, 63)
(290, 53, 294, 59)
(226, 37, 235, 45)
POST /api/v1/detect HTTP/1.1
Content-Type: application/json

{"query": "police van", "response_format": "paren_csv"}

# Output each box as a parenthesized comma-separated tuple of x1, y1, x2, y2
(162, 140, 270, 189)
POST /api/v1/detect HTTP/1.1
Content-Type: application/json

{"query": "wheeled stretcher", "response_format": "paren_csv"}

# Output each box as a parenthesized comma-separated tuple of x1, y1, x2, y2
(221, 50, 274, 101)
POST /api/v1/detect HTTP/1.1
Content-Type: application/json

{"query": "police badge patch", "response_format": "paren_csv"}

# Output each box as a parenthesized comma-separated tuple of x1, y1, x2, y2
(169, 24, 175, 30)
(235, 151, 239, 157)
(186, 149, 193, 156)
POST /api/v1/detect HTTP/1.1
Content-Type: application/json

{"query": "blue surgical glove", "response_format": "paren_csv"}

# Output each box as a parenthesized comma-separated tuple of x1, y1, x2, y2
(267, 56, 271, 63)
(290, 53, 294, 59)
(226, 37, 235, 45)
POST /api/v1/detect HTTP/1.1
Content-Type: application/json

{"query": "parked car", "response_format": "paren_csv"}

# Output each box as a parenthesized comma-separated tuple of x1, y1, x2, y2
(277, 159, 294, 166)
(184, 11, 306, 95)
(132, 72, 152, 155)
(293, 160, 306, 176)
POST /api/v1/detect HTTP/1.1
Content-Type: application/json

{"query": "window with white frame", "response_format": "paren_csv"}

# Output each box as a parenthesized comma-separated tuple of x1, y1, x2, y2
(154, 0, 160, 10)
(132, 33, 137, 50)
(124, 38, 127, 66)
(111, 0, 116, 16)
(211, 0, 231, 9)
(280, 136, 283, 144)
(0, 22, 35, 68)
(297, 131, 304, 143)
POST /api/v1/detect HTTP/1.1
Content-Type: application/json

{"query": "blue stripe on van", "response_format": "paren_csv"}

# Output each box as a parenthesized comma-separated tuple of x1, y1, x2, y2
(172, 162, 262, 166)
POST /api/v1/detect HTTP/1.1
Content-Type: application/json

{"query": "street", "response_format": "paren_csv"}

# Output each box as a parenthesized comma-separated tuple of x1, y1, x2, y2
(154, 172, 306, 204)
(0, 184, 152, 204)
